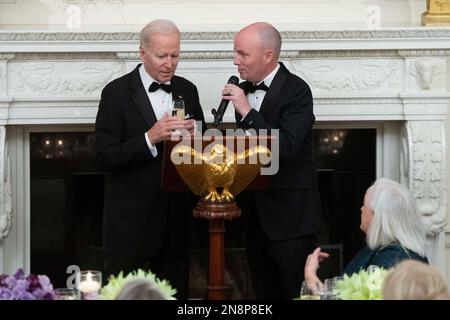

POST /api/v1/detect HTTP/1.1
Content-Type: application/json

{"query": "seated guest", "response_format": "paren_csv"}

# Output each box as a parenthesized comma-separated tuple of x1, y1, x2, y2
(383, 259, 450, 300)
(115, 279, 167, 300)
(305, 177, 428, 286)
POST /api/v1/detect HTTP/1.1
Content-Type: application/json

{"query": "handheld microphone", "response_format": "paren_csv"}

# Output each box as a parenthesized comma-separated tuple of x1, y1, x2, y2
(212, 75, 239, 127)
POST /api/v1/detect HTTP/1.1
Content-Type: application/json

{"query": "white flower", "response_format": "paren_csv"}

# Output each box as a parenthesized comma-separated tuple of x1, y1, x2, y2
(336, 266, 388, 300)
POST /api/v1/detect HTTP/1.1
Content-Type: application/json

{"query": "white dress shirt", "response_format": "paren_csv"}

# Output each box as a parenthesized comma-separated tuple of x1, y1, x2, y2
(246, 63, 280, 112)
(139, 65, 174, 157)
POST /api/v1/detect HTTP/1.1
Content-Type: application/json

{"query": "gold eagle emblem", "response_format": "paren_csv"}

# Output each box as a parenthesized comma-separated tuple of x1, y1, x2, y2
(170, 143, 271, 202)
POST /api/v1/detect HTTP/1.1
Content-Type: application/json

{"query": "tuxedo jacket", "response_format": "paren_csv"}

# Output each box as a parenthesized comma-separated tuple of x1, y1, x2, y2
(95, 64, 205, 258)
(236, 62, 321, 241)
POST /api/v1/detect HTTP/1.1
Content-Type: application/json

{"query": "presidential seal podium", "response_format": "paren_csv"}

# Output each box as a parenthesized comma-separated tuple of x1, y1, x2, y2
(162, 134, 273, 300)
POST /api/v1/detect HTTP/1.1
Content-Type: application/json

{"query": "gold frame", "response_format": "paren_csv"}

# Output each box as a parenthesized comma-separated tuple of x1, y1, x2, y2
(422, 0, 450, 26)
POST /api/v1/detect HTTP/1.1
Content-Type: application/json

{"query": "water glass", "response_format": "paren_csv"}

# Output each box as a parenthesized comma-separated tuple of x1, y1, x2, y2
(319, 278, 338, 300)
(300, 280, 321, 300)
(54, 288, 79, 300)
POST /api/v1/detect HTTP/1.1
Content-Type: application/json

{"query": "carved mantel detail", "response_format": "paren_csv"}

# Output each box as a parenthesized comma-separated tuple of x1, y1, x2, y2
(8, 61, 124, 97)
(0, 54, 14, 96)
(1, 29, 450, 42)
(0, 126, 12, 241)
(408, 121, 447, 236)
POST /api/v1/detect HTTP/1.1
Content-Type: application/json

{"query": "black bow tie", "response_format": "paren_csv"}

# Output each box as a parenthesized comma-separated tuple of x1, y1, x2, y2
(244, 81, 269, 94)
(148, 81, 172, 93)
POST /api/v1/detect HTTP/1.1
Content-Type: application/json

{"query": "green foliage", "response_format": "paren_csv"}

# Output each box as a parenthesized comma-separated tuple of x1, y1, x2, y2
(100, 269, 177, 300)
(336, 266, 388, 300)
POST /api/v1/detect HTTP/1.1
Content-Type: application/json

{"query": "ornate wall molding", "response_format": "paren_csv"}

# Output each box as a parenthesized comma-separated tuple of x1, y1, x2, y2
(408, 121, 447, 236)
(281, 29, 450, 40)
(407, 58, 447, 91)
(0, 55, 14, 96)
(291, 59, 402, 93)
(116, 52, 139, 60)
(3, 50, 448, 63)
(0, 62, 5, 95)
(118, 51, 408, 61)
(0, 54, 15, 60)
(117, 50, 450, 61)
(13, 52, 119, 61)
(398, 49, 450, 57)
(8, 61, 124, 97)
(291, 50, 402, 58)
(314, 97, 402, 104)
(0, 125, 12, 241)
(2, 29, 450, 42)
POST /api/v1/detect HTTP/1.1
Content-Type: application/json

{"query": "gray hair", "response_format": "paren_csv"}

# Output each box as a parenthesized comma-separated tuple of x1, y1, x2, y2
(115, 279, 167, 300)
(366, 178, 426, 257)
(140, 19, 180, 48)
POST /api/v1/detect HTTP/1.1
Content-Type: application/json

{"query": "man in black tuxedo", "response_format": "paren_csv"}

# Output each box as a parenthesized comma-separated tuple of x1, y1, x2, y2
(95, 19, 205, 299)
(222, 22, 321, 299)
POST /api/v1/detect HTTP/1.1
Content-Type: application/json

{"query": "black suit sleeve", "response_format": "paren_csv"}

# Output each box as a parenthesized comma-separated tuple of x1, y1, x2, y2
(240, 82, 314, 161)
(191, 84, 207, 134)
(95, 87, 154, 172)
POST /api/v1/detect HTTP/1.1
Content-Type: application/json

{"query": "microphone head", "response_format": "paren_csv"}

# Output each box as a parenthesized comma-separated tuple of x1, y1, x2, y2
(227, 76, 239, 85)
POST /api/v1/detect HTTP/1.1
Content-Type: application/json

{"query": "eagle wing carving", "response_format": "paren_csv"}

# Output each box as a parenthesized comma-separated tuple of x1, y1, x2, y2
(171, 144, 271, 203)
(229, 145, 272, 196)
(170, 145, 207, 196)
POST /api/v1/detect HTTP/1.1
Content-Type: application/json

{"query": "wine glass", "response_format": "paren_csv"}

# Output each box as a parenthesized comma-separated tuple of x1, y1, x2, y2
(172, 99, 185, 121)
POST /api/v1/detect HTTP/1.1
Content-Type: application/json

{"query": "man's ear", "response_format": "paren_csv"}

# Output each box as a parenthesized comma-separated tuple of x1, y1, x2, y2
(264, 50, 274, 65)
(139, 46, 146, 59)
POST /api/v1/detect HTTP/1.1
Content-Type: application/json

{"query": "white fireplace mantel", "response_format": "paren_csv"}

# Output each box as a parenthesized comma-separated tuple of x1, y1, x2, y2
(0, 28, 449, 278)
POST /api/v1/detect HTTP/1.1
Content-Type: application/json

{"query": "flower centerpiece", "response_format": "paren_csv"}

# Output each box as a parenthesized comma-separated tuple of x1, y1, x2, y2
(100, 269, 177, 300)
(0, 268, 56, 300)
(335, 266, 388, 300)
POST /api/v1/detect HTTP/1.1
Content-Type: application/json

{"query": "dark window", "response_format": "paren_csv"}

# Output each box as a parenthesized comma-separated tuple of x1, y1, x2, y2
(30, 131, 103, 288)
(313, 129, 376, 278)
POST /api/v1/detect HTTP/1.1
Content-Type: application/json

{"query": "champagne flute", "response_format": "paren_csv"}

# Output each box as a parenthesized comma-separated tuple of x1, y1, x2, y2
(172, 99, 185, 121)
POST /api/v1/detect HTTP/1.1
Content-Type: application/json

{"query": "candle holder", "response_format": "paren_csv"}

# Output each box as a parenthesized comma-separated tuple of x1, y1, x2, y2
(77, 270, 102, 300)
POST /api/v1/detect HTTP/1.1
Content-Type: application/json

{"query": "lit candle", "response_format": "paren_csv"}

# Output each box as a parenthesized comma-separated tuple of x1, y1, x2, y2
(78, 270, 102, 300)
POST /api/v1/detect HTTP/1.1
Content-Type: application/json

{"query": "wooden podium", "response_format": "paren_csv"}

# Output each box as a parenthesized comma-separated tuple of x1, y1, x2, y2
(162, 135, 273, 300)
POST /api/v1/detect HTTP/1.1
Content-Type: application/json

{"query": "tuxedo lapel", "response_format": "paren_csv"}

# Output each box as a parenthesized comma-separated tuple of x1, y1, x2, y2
(171, 76, 196, 117)
(170, 77, 185, 105)
(258, 63, 289, 120)
(129, 65, 157, 128)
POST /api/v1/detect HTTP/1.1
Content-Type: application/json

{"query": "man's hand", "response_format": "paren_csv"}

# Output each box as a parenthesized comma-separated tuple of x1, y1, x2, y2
(222, 84, 251, 117)
(304, 247, 330, 287)
(182, 119, 196, 134)
(147, 113, 185, 144)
